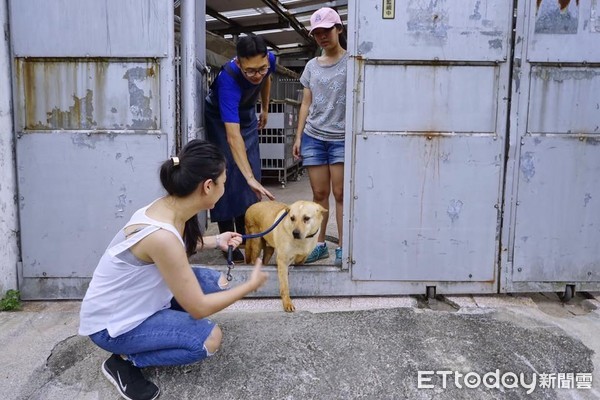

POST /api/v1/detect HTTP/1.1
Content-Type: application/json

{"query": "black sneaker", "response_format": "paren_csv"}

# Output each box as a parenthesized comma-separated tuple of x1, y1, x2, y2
(222, 248, 245, 263)
(102, 354, 160, 400)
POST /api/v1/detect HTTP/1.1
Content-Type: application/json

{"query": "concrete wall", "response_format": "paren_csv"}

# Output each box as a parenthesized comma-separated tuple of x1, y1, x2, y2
(0, 0, 19, 294)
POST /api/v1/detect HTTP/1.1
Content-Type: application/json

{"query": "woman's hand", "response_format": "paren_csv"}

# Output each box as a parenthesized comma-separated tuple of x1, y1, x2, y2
(216, 232, 243, 252)
(249, 257, 269, 290)
(292, 136, 302, 161)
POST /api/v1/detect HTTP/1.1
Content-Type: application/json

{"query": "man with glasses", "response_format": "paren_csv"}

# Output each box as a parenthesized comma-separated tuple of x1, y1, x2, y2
(205, 35, 276, 262)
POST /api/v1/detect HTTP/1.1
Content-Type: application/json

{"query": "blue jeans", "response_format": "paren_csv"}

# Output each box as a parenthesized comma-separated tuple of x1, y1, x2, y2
(300, 133, 345, 166)
(89, 267, 226, 367)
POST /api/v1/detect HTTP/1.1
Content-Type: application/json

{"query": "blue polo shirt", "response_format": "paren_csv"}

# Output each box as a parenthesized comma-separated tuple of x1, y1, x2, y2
(216, 52, 276, 124)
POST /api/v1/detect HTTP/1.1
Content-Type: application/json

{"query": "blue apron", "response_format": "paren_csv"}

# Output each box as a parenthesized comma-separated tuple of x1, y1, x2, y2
(205, 63, 266, 222)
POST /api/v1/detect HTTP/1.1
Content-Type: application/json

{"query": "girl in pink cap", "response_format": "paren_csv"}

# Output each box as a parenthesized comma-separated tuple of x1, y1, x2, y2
(293, 7, 347, 266)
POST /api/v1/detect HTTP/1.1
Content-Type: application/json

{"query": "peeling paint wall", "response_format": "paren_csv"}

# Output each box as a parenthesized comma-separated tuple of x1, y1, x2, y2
(0, 1, 19, 293)
(356, 0, 510, 61)
(535, 0, 579, 34)
(9, 0, 169, 57)
(15, 59, 160, 132)
(9, 0, 175, 299)
(348, 1, 512, 288)
(528, 0, 597, 63)
(528, 67, 600, 134)
(502, 0, 600, 292)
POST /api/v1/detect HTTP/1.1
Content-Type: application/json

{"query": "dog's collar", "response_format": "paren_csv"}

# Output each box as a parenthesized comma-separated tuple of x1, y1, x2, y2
(306, 228, 319, 239)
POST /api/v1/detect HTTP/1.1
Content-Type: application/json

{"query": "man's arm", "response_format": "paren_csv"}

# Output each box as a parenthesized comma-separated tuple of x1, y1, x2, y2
(258, 75, 271, 129)
(224, 122, 254, 181)
(224, 122, 275, 200)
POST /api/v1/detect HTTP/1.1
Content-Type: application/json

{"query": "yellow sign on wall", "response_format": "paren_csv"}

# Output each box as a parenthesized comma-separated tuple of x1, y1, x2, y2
(383, 0, 395, 19)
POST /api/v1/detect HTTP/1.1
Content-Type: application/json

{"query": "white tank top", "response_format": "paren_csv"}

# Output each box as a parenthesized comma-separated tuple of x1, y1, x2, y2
(79, 200, 185, 337)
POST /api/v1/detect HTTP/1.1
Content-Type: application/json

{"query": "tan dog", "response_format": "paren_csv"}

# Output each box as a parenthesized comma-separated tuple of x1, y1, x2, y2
(245, 200, 327, 312)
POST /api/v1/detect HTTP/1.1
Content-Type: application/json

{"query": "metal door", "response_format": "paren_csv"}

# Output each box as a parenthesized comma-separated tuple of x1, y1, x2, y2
(10, 0, 175, 299)
(345, 0, 513, 294)
(501, 0, 600, 293)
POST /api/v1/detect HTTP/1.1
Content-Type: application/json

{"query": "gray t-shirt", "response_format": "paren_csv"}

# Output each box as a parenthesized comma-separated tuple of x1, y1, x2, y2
(300, 52, 348, 141)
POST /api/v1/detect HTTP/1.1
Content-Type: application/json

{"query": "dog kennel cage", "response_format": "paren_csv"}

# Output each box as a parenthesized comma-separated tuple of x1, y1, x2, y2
(256, 99, 302, 188)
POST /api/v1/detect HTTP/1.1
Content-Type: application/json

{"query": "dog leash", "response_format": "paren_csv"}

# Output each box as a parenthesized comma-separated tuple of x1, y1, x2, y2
(225, 210, 289, 281)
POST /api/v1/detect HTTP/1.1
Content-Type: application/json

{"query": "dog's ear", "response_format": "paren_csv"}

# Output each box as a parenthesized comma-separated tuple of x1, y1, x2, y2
(318, 205, 328, 214)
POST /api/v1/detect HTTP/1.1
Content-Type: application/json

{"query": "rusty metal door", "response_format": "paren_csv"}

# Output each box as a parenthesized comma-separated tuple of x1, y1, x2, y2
(345, 0, 513, 294)
(10, 0, 176, 299)
(501, 0, 600, 295)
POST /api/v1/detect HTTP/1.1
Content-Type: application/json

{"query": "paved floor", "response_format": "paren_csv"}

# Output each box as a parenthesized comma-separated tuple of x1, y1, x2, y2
(2, 293, 600, 400)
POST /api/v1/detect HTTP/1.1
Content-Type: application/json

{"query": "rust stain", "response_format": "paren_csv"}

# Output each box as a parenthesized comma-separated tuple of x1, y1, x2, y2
(92, 60, 109, 127)
(420, 132, 445, 138)
(45, 91, 96, 129)
(538, 0, 575, 12)
(583, 137, 600, 146)
(17, 58, 157, 131)
(558, 0, 571, 11)
(419, 133, 444, 226)
(22, 60, 39, 129)
(19, 59, 120, 130)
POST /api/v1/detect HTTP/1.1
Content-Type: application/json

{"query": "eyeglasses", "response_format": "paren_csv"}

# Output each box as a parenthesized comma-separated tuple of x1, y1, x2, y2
(241, 66, 269, 77)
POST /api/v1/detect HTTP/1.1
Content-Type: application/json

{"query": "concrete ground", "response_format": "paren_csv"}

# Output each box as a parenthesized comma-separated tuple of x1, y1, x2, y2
(1, 293, 600, 400)
(3, 173, 600, 399)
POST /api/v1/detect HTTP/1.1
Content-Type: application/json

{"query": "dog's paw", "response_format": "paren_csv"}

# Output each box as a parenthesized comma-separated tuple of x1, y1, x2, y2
(282, 299, 296, 312)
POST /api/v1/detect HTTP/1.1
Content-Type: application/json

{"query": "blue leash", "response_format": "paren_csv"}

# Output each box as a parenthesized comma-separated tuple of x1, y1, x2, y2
(225, 210, 289, 281)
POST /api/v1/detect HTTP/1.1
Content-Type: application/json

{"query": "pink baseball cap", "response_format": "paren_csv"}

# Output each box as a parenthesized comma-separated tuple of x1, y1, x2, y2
(309, 7, 342, 34)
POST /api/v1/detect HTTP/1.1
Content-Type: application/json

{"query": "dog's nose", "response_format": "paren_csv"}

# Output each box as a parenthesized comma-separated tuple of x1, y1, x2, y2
(292, 230, 301, 239)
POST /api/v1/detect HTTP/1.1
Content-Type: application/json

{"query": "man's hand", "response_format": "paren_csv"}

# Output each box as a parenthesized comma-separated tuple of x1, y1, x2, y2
(258, 111, 269, 130)
(247, 177, 275, 201)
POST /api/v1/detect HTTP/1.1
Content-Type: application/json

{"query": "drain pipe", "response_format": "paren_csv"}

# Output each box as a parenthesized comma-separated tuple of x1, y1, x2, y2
(181, 0, 209, 228)
(180, 0, 203, 144)
(0, 0, 20, 292)
(195, 0, 207, 141)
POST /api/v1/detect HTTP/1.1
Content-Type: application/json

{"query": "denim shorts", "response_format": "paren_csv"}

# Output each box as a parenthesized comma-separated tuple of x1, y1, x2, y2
(89, 267, 226, 367)
(300, 133, 345, 166)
